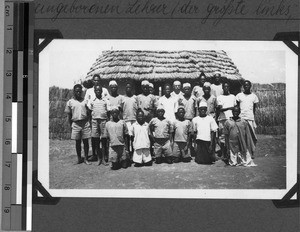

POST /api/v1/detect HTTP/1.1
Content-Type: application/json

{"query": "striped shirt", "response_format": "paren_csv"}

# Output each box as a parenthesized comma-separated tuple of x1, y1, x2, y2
(88, 97, 110, 120)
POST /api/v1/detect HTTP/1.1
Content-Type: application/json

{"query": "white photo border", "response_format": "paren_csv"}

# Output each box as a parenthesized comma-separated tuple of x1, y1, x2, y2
(38, 40, 298, 199)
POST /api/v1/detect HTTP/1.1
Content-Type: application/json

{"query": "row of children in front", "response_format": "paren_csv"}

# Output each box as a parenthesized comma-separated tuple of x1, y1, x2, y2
(65, 74, 258, 169)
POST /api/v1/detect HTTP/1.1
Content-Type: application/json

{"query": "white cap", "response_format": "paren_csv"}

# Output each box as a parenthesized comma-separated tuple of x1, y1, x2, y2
(199, 101, 208, 108)
(141, 80, 150, 86)
(109, 80, 118, 86)
(173, 80, 181, 86)
(183, 83, 191, 88)
(149, 83, 154, 88)
(203, 82, 211, 87)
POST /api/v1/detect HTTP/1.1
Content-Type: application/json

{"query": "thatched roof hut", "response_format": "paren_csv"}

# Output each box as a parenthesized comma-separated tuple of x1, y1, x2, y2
(84, 50, 244, 95)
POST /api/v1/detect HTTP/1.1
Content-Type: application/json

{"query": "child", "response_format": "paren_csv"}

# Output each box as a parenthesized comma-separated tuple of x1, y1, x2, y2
(107, 80, 123, 119)
(176, 83, 197, 121)
(172, 107, 193, 163)
(236, 80, 259, 154)
(65, 84, 91, 165)
(216, 81, 237, 161)
(88, 85, 110, 165)
(137, 80, 156, 123)
(197, 82, 217, 119)
(192, 73, 206, 98)
(105, 106, 130, 170)
(120, 83, 138, 156)
(157, 83, 177, 123)
(211, 72, 223, 97)
(224, 106, 256, 166)
(84, 74, 110, 161)
(192, 101, 218, 164)
(131, 109, 152, 167)
(149, 106, 173, 164)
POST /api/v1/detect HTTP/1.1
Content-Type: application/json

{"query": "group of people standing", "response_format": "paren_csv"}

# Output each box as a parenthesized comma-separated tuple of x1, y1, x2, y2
(65, 72, 258, 170)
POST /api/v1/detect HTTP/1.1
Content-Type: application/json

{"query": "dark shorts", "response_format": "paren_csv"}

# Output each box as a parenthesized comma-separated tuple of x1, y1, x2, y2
(71, 119, 91, 140)
(109, 145, 129, 163)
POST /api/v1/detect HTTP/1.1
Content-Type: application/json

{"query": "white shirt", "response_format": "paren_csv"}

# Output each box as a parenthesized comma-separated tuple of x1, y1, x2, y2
(158, 95, 177, 122)
(236, 92, 259, 121)
(192, 115, 218, 141)
(170, 91, 183, 102)
(211, 84, 223, 97)
(131, 122, 150, 150)
(217, 94, 236, 121)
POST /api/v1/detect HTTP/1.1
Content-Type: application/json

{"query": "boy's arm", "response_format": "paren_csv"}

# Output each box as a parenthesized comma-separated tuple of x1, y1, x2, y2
(67, 113, 72, 126)
(253, 103, 257, 116)
(148, 120, 155, 142)
(169, 121, 174, 144)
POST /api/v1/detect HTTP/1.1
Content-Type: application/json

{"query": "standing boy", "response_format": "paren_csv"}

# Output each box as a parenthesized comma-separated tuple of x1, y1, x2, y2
(211, 72, 223, 97)
(216, 81, 237, 161)
(197, 82, 217, 118)
(107, 80, 123, 118)
(65, 84, 91, 165)
(158, 83, 177, 122)
(192, 73, 206, 98)
(176, 83, 197, 121)
(105, 106, 130, 170)
(149, 106, 173, 164)
(137, 80, 156, 123)
(192, 101, 218, 164)
(172, 107, 193, 163)
(224, 106, 256, 166)
(131, 109, 152, 167)
(87, 85, 110, 165)
(235, 80, 259, 153)
(84, 74, 110, 161)
(120, 83, 138, 155)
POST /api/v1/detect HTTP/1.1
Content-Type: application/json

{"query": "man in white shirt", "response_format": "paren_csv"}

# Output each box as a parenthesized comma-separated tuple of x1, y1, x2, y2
(158, 83, 177, 122)
(171, 80, 183, 101)
(236, 80, 259, 156)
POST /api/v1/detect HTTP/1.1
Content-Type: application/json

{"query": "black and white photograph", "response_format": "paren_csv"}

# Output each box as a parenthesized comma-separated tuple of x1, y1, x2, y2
(38, 40, 297, 198)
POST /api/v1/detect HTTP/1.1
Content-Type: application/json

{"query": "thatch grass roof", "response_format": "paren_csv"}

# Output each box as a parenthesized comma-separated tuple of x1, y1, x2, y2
(85, 50, 243, 81)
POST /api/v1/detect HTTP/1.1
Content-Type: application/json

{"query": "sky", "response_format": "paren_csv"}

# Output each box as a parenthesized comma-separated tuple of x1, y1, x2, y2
(40, 40, 295, 89)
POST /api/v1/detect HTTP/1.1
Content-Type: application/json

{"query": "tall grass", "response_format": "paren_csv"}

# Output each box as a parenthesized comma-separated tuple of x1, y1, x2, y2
(253, 83, 286, 135)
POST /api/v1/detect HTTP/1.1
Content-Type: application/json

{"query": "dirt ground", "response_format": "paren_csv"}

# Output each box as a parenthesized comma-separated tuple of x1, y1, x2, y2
(49, 135, 286, 189)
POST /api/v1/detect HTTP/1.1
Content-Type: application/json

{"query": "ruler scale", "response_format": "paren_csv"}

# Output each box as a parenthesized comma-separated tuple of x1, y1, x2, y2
(2, 1, 33, 230)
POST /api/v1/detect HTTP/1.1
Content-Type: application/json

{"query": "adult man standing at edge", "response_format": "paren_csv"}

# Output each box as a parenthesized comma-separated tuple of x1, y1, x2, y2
(84, 74, 110, 161)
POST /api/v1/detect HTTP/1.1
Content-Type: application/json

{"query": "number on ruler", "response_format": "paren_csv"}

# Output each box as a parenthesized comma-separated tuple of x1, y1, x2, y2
(6, 25, 13, 31)
(6, 71, 12, 77)
(5, 162, 11, 168)
(4, 207, 10, 214)
(6, 48, 12, 54)
(5, 139, 11, 145)
(5, 5, 10, 16)
(5, 116, 11, 123)
(6, 93, 12, 99)
(4, 185, 10, 191)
